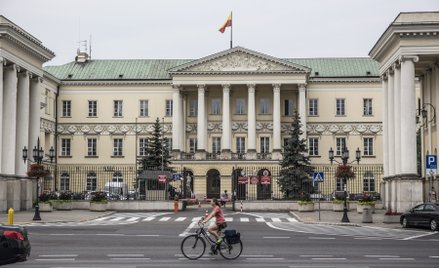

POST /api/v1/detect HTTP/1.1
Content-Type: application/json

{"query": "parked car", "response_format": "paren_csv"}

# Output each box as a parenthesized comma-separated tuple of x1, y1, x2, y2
(0, 225, 31, 264)
(400, 203, 439, 231)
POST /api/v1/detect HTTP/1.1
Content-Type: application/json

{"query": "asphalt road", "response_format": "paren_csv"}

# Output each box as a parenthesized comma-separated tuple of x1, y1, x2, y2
(5, 210, 439, 268)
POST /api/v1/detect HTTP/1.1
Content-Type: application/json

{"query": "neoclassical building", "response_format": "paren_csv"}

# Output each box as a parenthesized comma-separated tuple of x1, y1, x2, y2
(1, 12, 437, 212)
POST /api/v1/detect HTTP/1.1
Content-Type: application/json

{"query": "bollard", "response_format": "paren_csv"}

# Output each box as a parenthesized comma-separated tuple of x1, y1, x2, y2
(362, 207, 373, 223)
(173, 197, 179, 214)
(240, 200, 243, 213)
(205, 209, 209, 218)
(198, 201, 201, 208)
(8, 208, 14, 225)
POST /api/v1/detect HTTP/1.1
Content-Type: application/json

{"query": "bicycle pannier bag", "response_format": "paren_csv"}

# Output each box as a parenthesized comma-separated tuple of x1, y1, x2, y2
(224, 229, 240, 244)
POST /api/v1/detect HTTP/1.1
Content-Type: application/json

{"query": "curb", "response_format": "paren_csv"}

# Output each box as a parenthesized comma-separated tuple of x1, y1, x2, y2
(289, 211, 361, 227)
(0, 211, 116, 226)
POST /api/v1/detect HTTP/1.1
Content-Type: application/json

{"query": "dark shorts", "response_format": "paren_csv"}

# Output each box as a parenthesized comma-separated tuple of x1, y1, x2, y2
(217, 222, 227, 231)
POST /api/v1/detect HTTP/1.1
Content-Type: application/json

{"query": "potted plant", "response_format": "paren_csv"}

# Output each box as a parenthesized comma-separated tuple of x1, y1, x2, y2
(89, 191, 108, 212)
(298, 192, 314, 212)
(54, 191, 73, 210)
(383, 211, 402, 223)
(38, 191, 57, 212)
(357, 193, 375, 214)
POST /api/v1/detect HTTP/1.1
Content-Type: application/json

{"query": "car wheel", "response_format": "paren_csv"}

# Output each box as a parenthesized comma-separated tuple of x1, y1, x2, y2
(430, 219, 438, 231)
(402, 217, 409, 228)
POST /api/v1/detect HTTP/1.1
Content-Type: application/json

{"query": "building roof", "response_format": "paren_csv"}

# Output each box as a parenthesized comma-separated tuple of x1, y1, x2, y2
(44, 57, 379, 81)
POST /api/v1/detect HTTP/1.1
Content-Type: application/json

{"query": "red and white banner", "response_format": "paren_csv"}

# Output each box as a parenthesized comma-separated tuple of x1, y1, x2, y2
(158, 174, 167, 183)
(261, 175, 271, 185)
(250, 176, 259, 184)
(238, 176, 248, 184)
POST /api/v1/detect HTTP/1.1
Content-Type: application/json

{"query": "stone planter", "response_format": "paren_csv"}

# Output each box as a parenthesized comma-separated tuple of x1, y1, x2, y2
(332, 203, 345, 212)
(54, 201, 73, 211)
(298, 203, 314, 212)
(383, 214, 402, 223)
(357, 204, 375, 214)
(90, 202, 107, 212)
(39, 202, 53, 212)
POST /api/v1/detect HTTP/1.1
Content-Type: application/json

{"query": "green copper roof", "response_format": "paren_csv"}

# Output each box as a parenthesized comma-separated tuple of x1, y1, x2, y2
(287, 58, 379, 78)
(44, 57, 379, 81)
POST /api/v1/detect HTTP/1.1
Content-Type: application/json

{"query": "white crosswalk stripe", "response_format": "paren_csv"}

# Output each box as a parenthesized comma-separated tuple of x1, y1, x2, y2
(21, 212, 298, 227)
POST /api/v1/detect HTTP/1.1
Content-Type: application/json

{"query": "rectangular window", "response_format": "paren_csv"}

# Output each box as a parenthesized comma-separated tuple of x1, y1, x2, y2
(189, 138, 198, 153)
(212, 137, 221, 154)
(87, 138, 97, 156)
(189, 99, 198, 117)
(308, 99, 318, 116)
(236, 137, 246, 153)
(88, 100, 97, 117)
(86, 173, 97, 191)
(139, 100, 149, 117)
(284, 99, 294, 116)
(260, 137, 270, 153)
(45, 90, 49, 115)
(363, 173, 375, 192)
(139, 138, 148, 156)
(236, 98, 245, 115)
(166, 100, 173, 116)
(336, 98, 345, 116)
(308, 137, 319, 156)
(336, 178, 344, 191)
(61, 138, 71, 156)
(363, 98, 373, 116)
(62, 100, 71, 117)
(212, 98, 221, 115)
(260, 98, 270, 114)
(336, 137, 346, 156)
(363, 138, 373, 156)
(113, 138, 123, 156)
(60, 174, 70, 191)
(114, 100, 123, 117)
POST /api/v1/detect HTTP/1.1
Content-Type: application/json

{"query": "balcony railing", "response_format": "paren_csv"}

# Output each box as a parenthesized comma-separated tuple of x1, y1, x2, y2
(206, 153, 220, 160)
(231, 153, 246, 160)
(257, 153, 272, 160)
(171, 152, 275, 161)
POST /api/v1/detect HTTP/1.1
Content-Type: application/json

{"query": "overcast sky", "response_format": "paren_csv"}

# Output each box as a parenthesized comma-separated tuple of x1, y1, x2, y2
(1, 0, 438, 66)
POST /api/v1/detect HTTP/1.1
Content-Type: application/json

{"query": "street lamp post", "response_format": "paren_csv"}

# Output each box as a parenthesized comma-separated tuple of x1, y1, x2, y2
(329, 146, 361, 223)
(22, 137, 55, 221)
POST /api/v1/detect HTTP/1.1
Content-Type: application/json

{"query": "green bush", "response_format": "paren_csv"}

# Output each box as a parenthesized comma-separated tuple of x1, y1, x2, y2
(91, 191, 108, 203)
(59, 191, 72, 201)
(39, 191, 58, 202)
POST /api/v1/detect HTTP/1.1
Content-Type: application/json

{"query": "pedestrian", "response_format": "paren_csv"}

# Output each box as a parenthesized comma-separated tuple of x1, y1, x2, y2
(429, 187, 437, 203)
(220, 190, 229, 207)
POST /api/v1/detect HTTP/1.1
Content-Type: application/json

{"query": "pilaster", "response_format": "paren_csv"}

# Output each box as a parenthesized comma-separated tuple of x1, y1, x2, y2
(393, 62, 401, 175)
(387, 68, 395, 176)
(16, 71, 30, 176)
(298, 84, 307, 140)
(196, 84, 206, 156)
(247, 84, 256, 160)
(29, 76, 42, 158)
(2, 64, 18, 175)
(172, 85, 181, 151)
(222, 84, 231, 159)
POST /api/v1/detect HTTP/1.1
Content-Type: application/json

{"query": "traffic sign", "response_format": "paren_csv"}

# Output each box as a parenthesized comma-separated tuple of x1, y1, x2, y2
(426, 155, 437, 174)
(313, 172, 324, 182)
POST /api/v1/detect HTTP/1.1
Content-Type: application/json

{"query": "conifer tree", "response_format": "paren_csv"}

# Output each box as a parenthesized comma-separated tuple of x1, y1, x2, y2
(278, 112, 314, 199)
(138, 118, 171, 171)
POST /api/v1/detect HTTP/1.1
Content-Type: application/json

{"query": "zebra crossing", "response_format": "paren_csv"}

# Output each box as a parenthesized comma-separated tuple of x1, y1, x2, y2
(22, 212, 298, 227)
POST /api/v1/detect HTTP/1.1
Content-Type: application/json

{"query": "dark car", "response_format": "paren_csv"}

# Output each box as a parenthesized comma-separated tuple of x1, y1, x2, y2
(0, 225, 31, 264)
(400, 203, 439, 231)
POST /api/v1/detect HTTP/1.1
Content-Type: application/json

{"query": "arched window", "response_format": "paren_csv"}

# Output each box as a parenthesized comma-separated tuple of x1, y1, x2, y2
(363, 172, 375, 192)
(60, 173, 70, 191)
(112, 172, 123, 183)
(87, 172, 97, 191)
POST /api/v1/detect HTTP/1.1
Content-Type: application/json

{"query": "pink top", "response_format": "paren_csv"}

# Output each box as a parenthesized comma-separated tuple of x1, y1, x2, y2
(213, 205, 225, 224)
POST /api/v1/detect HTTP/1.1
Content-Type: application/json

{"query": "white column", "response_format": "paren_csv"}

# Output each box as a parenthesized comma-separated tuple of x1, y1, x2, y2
(426, 70, 433, 155)
(0, 57, 3, 172)
(172, 85, 181, 151)
(222, 84, 231, 155)
(247, 84, 256, 159)
(298, 84, 307, 140)
(387, 69, 395, 176)
(393, 63, 401, 175)
(382, 76, 389, 177)
(400, 56, 419, 175)
(16, 71, 30, 176)
(178, 89, 184, 151)
(2, 64, 18, 175)
(435, 66, 439, 159)
(197, 85, 206, 152)
(272, 84, 281, 155)
(29, 77, 41, 159)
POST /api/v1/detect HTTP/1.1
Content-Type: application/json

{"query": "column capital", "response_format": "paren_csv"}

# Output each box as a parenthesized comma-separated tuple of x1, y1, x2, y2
(386, 67, 394, 76)
(381, 73, 388, 81)
(400, 55, 419, 63)
(272, 83, 281, 90)
(392, 60, 401, 70)
(0, 56, 4, 64)
(298, 83, 306, 91)
(4, 63, 17, 71)
(18, 70, 30, 78)
(247, 83, 255, 93)
(222, 84, 230, 92)
(197, 84, 205, 92)
(172, 84, 181, 90)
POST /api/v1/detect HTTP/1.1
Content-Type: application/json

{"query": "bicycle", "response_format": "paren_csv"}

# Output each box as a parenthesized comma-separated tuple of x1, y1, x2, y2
(180, 219, 243, 260)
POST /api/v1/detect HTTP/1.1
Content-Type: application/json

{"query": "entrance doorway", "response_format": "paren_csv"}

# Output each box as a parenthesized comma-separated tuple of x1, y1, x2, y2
(206, 169, 221, 198)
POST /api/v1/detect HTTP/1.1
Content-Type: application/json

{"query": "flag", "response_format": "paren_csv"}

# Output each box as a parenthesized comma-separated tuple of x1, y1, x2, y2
(219, 13, 232, 33)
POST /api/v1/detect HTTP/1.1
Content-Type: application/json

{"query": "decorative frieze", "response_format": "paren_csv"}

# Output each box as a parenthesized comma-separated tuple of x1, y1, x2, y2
(57, 123, 172, 136)
(306, 123, 382, 135)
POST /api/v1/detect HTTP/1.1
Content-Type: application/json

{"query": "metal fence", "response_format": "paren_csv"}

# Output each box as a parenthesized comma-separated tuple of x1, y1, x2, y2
(231, 165, 384, 201)
(39, 164, 383, 202)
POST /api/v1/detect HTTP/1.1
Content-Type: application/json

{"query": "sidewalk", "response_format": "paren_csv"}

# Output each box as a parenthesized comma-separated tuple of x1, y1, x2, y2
(0, 210, 113, 225)
(291, 209, 402, 229)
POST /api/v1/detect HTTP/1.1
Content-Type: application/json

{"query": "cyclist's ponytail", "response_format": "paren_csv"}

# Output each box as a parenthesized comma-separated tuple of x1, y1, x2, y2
(212, 198, 221, 207)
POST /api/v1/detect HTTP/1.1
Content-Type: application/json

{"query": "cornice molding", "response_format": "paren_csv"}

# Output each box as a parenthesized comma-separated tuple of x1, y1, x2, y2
(308, 77, 381, 83)
(59, 80, 172, 86)
(0, 31, 54, 62)
(0, 49, 43, 77)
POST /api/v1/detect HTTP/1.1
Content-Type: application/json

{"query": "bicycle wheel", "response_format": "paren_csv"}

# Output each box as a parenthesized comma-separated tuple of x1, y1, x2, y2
(180, 235, 206, 260)
(219, 240, 243, 260)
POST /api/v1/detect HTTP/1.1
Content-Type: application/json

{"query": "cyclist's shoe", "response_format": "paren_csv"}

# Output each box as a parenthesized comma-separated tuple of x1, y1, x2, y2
(209, 245, 218, 255)
(215, 237, 223, 244)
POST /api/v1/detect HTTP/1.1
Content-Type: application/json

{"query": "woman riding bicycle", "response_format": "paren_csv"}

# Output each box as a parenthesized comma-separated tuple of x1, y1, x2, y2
(203, 198, 227, 245)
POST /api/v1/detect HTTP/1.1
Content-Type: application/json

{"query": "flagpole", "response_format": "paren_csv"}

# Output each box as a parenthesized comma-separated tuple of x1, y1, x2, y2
(230, 12, 233, 49)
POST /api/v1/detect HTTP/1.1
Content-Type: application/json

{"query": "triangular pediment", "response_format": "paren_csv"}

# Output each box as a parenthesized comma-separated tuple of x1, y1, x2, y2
(169, 47, 310, 74)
